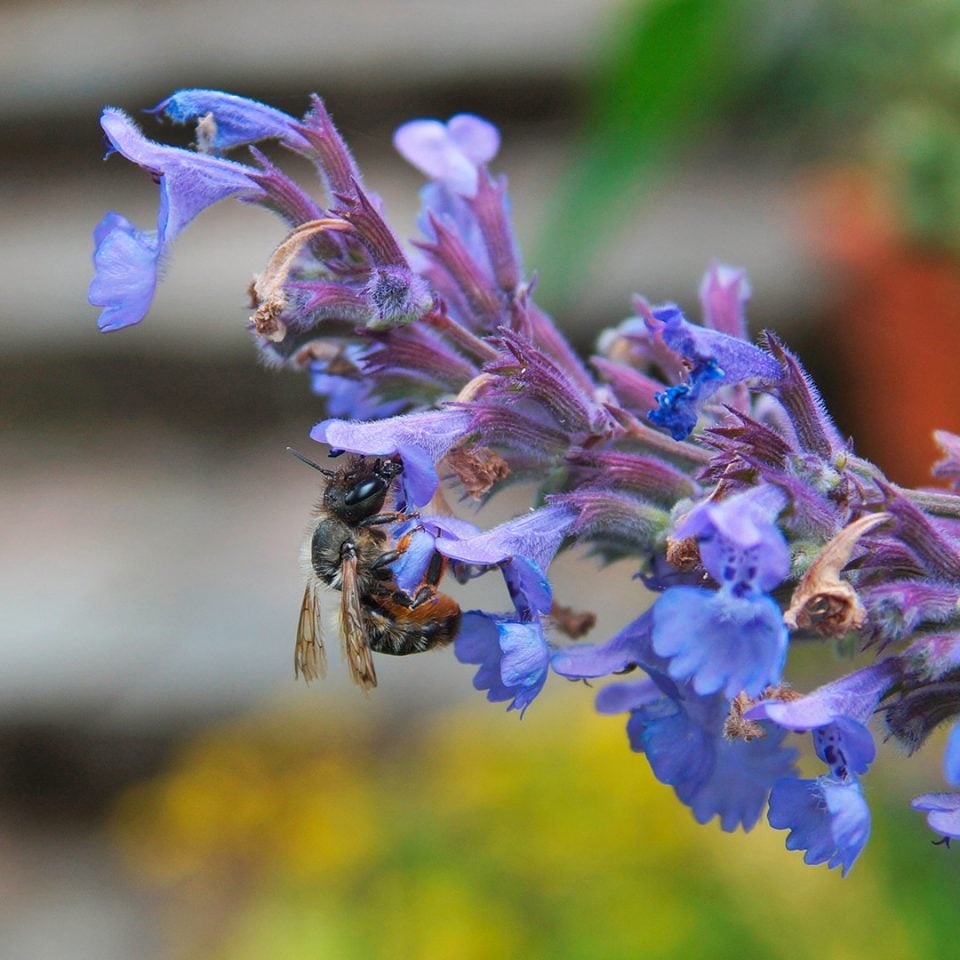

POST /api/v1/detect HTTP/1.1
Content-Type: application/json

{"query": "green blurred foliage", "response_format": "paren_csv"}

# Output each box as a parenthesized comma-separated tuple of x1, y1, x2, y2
(536, 0, 960, 310)
(536, 0, 752, 307)
(113, 687, 958, 960)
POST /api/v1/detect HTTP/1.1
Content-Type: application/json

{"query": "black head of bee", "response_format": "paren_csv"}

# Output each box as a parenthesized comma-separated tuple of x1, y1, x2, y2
(324, 456, 403, 526)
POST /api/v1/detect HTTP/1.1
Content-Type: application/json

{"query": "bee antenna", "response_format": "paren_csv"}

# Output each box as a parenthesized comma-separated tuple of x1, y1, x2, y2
(287, 447, 336, 477)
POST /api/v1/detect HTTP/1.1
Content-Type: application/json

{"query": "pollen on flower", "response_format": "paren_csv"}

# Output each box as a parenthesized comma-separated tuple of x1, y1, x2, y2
(724, 693, 767, 742)
(726, 685, 802, 741)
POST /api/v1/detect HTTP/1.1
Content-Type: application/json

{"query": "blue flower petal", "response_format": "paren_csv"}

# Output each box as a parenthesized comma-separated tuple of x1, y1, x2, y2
(679, 727, 798, 832)
(945, 722, 960, 786)
(498, 620, 550, 713)
(91, 109, 258, 331)
(594, 678, 662, 714)
(628, 698, 714, 791)
(699, 262, 750, 339)
(745, 658, 902, 729)
(644, 304, 780, 439)
(389, 528, 438, 594)
(89, 213, 160, 331)
(652, 586, 787, 697)
(678, 485, 789, 592)
(454, 612, 507, 696)
(311, 407, 473, 506)
(911, 792, 960, 839)
(436, 504, 575, 574)
(101, 108, 257, 242)
(653, 304, 781, 385)
(394, 114, 499, 195)
(768, 775, 871, 876)
(502, 556, 553, 617)
(454, 612, 549, 714)
(153, 89, 308, 152)
(813, 719, 876, 779)
(551, 611, 662, 681)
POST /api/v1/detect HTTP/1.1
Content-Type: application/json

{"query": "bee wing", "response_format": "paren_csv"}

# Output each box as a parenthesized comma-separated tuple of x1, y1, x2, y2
(295, 581, 328, 682)
(340, 552, 378, 691)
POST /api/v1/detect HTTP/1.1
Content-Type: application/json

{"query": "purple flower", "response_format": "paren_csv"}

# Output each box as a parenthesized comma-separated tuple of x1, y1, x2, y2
(554, 614, 797, 831)
(768, 775, 871, 876)
(455, 613, 549, 715)
(89, 108, 258, 331)
(754, 676, 880, 874)
(435, 504, 575, 578)
(88, 214, 161, 333)
(652, 588, 787, 698)
(677, 485, 791, 591)
(812, 719, 876, 779)
(651, 486, 790, 697)
(396, 114, 513, 302)
(552, 611, 663, 681)
(152, 89, 310, 152)
(745, 658, 902, 730)
(91, 88, 960, 871)
(910, 723, 960, 841)
(442, 505, 575, 713)
(699, 262, 750, 339)
(394, 115, 499, 196)
(911, 793, 960, 839)
(645, 304, 781, 440)
(311, 407, 473, 506)
(309, 352, 407, 421)
(596, 678, 798, 831)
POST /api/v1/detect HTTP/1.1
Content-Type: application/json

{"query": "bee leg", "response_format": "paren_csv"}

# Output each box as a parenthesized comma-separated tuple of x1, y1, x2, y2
(390, 550, 449, 608)
(357, 510, 420, 529)
(408, 586, 438, 609)
(370, 549, 402, 570)
(385, 585, 437, 609)
(369, 527, 418, 571)
(422, 550, 447, 589)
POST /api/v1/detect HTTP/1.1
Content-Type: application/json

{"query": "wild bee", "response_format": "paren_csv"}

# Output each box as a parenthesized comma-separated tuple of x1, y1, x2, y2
(292, 451, 462, 691)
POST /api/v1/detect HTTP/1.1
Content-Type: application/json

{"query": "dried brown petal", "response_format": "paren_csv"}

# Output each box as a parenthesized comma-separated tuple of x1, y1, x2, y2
(665, 536, 701, 572)
(250, 217, 354, 341)
(444, 445, 510, 500)
(784, 513, 891, 635)
(549, 602, 597, 640)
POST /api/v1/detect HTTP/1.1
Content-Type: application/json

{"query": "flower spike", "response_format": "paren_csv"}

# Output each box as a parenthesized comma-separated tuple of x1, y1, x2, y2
(90, 87, 960, 876)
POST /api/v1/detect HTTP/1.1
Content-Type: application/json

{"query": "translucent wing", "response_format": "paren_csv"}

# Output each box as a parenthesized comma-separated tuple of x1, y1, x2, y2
(295, 580, 327, 682)
(340, 552, 378, 691)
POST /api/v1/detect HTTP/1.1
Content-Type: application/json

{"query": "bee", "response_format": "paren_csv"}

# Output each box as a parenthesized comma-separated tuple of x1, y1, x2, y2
(291, 450, 462, 691)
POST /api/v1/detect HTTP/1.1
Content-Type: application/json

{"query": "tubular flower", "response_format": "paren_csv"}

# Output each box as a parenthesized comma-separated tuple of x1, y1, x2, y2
(650, 485, 790, 698)
(92, 89, 960, 874)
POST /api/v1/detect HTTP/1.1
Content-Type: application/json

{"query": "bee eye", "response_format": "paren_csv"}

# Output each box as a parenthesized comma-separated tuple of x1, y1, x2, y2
(344, 479, 383, 506)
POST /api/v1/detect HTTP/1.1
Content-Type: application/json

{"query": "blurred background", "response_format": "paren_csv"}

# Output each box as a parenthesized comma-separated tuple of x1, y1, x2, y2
(4, 0, 960, 956)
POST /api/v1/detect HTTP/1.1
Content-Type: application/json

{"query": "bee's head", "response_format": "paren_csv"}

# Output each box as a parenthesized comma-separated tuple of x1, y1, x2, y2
(326, 456, 403, 525)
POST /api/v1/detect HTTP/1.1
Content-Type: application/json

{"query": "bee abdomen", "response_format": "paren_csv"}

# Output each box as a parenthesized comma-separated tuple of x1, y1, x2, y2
(363, 596, 462, 656)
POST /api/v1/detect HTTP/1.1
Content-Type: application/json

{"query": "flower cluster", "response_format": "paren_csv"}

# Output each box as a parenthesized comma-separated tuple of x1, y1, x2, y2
(90, 90, 960, 875)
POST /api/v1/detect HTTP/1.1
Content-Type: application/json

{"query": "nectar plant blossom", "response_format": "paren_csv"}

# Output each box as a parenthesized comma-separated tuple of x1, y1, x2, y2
(91, 90, 960, 875)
